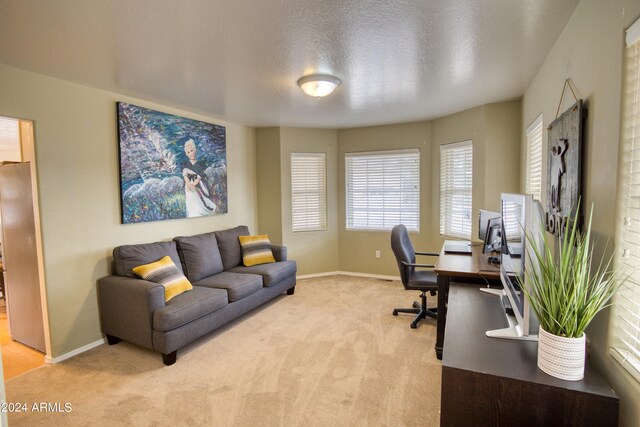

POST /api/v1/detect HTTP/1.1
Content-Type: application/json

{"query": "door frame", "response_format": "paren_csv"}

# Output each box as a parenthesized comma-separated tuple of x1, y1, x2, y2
(14, 119, 51, 359)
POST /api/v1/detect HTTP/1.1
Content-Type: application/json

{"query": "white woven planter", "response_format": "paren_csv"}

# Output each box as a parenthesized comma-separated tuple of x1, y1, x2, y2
(537, 326, 586, 381)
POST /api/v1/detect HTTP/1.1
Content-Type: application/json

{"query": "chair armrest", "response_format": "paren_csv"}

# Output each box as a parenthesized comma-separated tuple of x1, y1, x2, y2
(97, 275, 165, 350)
(271, 245, 287, 262)
(401, 261, 435, 268)
(415, 251, 440, 257)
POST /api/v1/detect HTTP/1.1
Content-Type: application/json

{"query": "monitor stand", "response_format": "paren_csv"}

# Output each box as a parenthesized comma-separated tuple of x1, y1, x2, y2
(478, 288, 538, 341)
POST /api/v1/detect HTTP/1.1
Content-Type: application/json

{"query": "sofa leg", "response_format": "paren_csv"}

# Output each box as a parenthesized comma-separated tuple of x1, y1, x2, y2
(106, 334, 121, 345)
(162, 351, 177, 366)
(287, 286, 295, 295)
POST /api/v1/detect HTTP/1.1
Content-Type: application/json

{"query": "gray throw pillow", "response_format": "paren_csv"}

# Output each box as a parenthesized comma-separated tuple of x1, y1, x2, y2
(174, 232, 224, 282)
(214, 225, 250, 270)
(113, 241, 183, 278)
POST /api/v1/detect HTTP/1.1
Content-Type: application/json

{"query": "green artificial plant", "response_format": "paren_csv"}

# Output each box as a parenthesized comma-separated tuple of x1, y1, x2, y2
(521, 203, 624, 338)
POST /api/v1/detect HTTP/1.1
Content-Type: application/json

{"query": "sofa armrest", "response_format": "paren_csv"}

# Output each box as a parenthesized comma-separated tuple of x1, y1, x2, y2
(97, 275, 165, 350)
(271, 245, 287, 262)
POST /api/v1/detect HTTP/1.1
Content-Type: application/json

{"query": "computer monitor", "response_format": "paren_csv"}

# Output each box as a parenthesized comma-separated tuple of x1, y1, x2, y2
(482, 218, 501, 253)
(479, 209, 500, 240)
(481, 193, 544, 341)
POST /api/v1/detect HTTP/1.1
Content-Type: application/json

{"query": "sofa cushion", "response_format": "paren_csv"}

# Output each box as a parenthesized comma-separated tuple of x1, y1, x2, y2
(193, 272, 263, 302)
(214, 225, 250, 270)
(153, 286, 228, 332)
(113, 241, 183, 278)
(174, 232, 224, 282)
(229, 261, 297, 286)
(239, 234, 276, 267)
(132, 256, 193, 302)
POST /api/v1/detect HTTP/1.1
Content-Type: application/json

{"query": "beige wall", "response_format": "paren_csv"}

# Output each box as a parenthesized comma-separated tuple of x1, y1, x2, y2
(431, 102, 521, 236)
(338, 121, 433, 276)
(521, 0, 640, 425)
(0, 150, 20, 162)
(280, 128, 339, 275)
(0, 63, 258, 358)
(484, 101, 521, 211)
(0, 117, 21, 162)
(431, 107, 485, 244)
(256, 128, 283, 245)
(338, 102, 521, 277)
(256, 127, 339, 275)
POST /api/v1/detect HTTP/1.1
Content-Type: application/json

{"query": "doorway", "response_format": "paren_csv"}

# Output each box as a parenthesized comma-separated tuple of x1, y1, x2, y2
(0, 116, 48, 378)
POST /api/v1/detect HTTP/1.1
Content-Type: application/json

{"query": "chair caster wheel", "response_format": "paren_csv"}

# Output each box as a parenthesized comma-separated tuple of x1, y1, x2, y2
(410, 323, 417, 329)
(392, 310, 398, 316)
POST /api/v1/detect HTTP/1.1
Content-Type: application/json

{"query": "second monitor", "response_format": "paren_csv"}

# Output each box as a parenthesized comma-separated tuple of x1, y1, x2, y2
(483, 219, 502, 254)
(479, 209, 500, 239)
(479, 209, 501, 254)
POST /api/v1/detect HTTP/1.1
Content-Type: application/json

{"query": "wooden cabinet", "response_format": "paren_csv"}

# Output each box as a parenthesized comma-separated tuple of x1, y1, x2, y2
(440, 284, 619, 427)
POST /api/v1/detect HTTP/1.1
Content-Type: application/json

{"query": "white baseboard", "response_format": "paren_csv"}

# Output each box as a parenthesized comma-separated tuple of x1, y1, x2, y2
(298, 271, 399, 281)
(44, 338, 106, 365)
(297, 271, 340, 279)
(337, 271, 400, 281)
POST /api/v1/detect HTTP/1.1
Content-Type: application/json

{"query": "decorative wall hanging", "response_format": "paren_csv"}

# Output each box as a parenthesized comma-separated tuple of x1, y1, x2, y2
(117, 102, 227, 224)
(545, 79, 586, 236)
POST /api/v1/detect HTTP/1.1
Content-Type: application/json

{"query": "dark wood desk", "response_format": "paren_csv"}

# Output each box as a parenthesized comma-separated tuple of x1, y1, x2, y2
(433, 243, 500, 359)
(440, 284, 619, 426)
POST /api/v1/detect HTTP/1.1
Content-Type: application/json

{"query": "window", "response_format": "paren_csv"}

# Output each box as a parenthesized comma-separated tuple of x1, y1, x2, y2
(345, 149, 420, 231)
(611, 17, 640, 383)
(291, 152, 326, 232)
(525, 114, 543, 200)
(440, 140, 473, 239)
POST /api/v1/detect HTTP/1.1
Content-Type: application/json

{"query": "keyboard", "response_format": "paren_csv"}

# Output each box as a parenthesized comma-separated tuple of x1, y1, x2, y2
(444, 240, 472, 254)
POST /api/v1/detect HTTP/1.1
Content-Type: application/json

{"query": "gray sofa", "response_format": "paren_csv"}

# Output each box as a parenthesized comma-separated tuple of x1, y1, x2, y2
(97, 225, 296, 365)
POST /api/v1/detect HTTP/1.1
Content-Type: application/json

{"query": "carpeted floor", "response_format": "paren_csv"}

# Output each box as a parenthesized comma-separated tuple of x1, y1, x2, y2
(6, 275, 441, 426)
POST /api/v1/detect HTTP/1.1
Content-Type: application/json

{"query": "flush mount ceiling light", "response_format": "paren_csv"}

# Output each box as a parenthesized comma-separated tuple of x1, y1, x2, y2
(297, 74, 341, 98)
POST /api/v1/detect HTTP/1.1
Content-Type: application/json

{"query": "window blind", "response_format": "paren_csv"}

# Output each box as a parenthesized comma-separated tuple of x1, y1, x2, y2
(291, 152, 327, 232)
(501, 199, 522, 242)
(345, 149, 420, 231)
(611, 17, 640, 383)
(525, 115, 543, 201)
(440, 141, 473, 239)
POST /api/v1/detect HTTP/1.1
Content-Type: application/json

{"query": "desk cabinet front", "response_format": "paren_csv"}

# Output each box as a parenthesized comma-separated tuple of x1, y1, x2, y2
(441, 367, 618, 426)
(440, 284, 619, 427)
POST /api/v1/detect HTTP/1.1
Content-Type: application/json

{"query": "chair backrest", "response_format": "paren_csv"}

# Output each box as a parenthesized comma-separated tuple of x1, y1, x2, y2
(390, 224, 416, 286)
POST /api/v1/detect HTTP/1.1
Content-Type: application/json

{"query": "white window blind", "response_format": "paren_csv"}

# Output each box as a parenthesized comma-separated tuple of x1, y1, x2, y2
(611, 18, 640, 383)
(291, 152, 327, 232)
(345, 149, 420, 231)
(440, 140, 473, 239)
(525, 115, 543, 201)
(501, 199, 522, 242)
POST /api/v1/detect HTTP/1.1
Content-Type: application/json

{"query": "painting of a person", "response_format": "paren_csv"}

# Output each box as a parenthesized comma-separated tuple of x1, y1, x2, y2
(182, 138, 216, 217)
(550, 138, 568, 213)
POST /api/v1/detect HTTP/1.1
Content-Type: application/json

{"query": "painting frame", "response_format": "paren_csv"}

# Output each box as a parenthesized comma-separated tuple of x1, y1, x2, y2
(117, 102, 227, 224)
(545, 99, 584, 236)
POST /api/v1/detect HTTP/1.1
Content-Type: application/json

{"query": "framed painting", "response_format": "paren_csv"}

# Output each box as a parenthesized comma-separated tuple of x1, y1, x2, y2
(117, 102, 227, 224)
(545, 99, 584, 236)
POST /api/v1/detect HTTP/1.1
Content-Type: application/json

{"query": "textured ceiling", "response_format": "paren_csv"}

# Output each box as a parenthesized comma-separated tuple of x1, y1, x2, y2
(0, 0, 579, 128)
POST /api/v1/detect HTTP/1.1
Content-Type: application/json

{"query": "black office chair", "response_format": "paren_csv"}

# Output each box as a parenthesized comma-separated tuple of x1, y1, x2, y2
(390, 224, 438, 329)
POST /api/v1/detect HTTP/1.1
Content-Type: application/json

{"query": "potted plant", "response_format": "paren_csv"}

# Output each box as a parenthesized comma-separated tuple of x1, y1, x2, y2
(521, 203, 624, 381)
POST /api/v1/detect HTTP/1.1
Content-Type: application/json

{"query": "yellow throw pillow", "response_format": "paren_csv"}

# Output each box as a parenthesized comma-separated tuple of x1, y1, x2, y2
(132, 256, 193, 302)
(239, 235, 276, 267)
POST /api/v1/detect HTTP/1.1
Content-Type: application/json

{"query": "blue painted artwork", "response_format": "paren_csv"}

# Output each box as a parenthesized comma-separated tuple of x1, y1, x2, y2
(117, 102, 227, 224)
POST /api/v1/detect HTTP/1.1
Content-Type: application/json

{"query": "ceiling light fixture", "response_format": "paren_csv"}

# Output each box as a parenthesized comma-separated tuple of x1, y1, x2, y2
(297, 74, 341, 98)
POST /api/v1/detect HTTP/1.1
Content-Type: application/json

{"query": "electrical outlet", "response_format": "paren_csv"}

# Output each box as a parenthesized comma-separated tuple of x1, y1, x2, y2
(375, 250, 381, 259)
